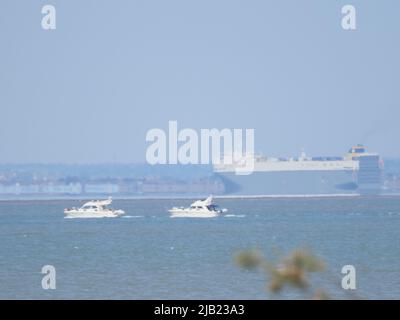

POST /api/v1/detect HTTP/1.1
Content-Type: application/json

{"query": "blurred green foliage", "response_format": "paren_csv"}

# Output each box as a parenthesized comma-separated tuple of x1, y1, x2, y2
(235, 248, 329, 299)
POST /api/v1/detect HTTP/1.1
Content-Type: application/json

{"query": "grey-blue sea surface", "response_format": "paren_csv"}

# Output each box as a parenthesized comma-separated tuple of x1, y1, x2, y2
(0, 197, 399, 299)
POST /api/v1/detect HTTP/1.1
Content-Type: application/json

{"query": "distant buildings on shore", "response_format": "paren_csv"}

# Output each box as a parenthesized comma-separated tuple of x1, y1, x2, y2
(0, 164, 224, 198)
(0, 179, 224, 196)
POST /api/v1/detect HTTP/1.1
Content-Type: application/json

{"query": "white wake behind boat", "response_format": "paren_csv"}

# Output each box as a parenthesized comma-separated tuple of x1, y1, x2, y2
(168, 196, 227, 218)
(64, 197, 125, 218)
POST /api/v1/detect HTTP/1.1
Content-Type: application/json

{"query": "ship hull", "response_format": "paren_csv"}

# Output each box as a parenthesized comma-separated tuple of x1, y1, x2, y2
(216, 170, 359, 196)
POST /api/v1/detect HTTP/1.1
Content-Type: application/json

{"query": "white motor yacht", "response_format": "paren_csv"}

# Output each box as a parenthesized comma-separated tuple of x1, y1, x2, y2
(168, 196, 227, 218)
(64, 197, 125, 218)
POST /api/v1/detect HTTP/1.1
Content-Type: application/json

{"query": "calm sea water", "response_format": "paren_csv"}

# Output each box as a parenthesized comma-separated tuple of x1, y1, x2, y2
(0, 197, 399, 300)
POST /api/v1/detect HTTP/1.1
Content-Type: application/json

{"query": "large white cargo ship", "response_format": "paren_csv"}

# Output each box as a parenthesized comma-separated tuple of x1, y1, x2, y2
(213, 145, 383, 196)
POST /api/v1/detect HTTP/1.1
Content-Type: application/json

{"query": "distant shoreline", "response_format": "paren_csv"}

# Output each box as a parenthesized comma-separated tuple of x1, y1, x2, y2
(1, 193, 400, 202)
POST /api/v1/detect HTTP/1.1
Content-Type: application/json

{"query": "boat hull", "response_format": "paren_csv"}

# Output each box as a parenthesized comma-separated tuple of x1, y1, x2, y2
(64, 210, 124, 218)
(168, 209, 219, 218)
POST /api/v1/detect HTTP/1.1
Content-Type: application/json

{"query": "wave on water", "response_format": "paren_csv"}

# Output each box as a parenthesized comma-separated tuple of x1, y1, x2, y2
(64, 216, 109, 219)
(122, 215, 144, 218)
(224, 214, 246, 218)
(386, 212, 400, 216)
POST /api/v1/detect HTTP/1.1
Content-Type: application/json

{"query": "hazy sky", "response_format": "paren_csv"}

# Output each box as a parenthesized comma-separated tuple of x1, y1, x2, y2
(1, 0, 399, 163)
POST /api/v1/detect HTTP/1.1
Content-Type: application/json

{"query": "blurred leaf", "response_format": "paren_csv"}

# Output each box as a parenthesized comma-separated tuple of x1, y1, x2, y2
(235, 248, 327, 298)
(235, 249, 263, 270)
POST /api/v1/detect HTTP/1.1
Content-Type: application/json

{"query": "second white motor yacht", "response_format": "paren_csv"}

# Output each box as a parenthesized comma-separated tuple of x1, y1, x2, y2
(168, 196, 227, 218)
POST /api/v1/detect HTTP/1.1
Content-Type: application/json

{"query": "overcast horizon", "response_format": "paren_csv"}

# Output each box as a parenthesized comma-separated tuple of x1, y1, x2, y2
(1, 0, 400, 164)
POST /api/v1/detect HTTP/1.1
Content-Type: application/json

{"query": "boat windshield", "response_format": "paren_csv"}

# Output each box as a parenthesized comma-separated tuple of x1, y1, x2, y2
(206, 205, 219, 211)
(82, 205, 106, 210)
